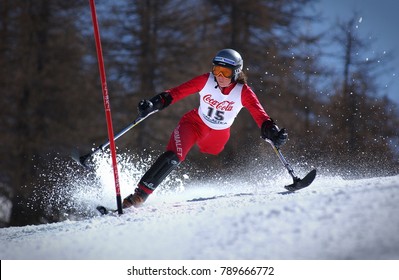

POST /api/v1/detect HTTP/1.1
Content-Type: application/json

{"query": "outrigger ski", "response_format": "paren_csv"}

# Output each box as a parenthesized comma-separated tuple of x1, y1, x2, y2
(266, 139, 317, 192)
(96, 205, 117, 215)
(284, 169, 317, 192)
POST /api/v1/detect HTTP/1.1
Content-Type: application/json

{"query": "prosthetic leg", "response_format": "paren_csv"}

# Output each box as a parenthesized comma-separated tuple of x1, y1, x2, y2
(123, 151, 180, 208)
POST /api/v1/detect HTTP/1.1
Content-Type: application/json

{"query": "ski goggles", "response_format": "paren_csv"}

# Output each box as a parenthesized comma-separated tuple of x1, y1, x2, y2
(212, 65, 233, 78)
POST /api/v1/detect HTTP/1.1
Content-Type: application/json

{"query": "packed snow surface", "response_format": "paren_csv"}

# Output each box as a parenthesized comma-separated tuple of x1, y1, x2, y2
(1, 153, 399, 260)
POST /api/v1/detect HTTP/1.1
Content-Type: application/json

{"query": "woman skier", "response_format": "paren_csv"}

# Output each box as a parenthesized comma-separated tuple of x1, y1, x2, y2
(123, 48, 287, 208)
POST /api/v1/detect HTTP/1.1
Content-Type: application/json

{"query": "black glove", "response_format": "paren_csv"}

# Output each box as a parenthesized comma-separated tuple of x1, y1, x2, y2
(137, 92, 172, 117)
(137, 99, 154, 117)
(261, 119, 288, 147)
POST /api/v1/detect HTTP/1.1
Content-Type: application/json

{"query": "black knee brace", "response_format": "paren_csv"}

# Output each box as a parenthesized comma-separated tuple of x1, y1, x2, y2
(139, 151, 180, 191)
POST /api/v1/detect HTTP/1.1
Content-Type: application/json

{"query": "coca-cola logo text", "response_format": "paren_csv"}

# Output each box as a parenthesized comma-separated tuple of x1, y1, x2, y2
(203, 94, 235, 111)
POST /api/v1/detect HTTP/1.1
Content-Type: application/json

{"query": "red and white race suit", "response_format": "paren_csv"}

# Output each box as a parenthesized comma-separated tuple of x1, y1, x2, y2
(165, 72, 271, 161)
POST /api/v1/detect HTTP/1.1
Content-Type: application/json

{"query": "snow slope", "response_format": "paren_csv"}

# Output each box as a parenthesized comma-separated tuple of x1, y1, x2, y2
(1, 151, 399, 260)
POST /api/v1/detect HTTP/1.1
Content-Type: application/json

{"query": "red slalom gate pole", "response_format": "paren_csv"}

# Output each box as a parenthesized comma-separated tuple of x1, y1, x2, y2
(89, 0, 123, 214)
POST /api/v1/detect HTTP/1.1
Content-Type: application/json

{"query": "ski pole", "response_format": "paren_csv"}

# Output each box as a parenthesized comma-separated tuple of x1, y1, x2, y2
(265, 139, 300, 182)
(74, 110, 158, 167)
(265, 139, 316, 191)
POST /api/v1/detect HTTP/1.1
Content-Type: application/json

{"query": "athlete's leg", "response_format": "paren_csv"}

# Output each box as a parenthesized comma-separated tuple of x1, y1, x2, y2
(197, 127, 230, 155)
(166, 110, 205, 161)
(123, 110, 205, 208)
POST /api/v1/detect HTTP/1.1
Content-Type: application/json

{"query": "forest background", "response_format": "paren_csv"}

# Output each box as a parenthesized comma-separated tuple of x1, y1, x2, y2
(1, 0, 398, 227)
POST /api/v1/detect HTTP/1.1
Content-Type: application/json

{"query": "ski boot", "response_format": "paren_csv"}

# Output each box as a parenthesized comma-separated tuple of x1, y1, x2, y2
(122, 187, 149, 208)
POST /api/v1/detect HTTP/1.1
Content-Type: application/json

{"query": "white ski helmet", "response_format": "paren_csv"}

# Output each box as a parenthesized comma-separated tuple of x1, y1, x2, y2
(212, 48, 243, 81)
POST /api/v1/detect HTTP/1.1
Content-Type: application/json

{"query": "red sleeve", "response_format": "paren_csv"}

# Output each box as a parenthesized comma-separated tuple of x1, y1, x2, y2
(165, 73, 209, 104)
(241, 84, 271, 128)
